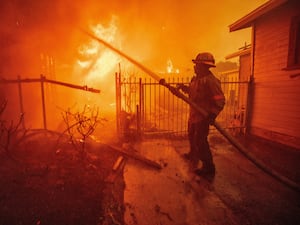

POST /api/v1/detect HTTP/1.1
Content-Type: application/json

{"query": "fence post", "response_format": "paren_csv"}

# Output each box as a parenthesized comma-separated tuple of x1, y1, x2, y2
(139, 78, 143, 136)
(17, 75, 25, 129)
(40, 74, 47, 130)
(115, 71, 121, 137)
(136, 104, 141, 139)
(245, 75, 254, 134)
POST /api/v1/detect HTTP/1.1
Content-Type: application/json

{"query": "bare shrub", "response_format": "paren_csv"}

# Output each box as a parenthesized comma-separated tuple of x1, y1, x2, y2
(61, 105, 106, 160)
(0, 100, 26, 159)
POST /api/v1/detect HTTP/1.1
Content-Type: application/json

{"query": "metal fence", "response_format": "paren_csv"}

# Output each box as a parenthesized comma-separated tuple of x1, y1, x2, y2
(0, 75, 100, 130)
(116, 70, 250, 138)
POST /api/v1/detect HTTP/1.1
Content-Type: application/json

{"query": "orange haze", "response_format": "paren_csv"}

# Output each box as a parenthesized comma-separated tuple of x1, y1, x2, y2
(0, 0, 267, 132)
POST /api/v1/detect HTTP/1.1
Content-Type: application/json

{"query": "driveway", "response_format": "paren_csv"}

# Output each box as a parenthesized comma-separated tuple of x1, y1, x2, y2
(123, 134, 300, 225)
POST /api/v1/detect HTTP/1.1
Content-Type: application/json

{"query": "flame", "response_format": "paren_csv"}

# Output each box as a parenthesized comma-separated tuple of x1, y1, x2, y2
(166, 59, 173, 73)
(166, 59, 180, 74)
(77, 16, 121, 84)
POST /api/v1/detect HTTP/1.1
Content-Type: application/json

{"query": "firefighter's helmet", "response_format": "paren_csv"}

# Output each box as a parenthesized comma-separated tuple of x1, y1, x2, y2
(192, 52, 216, 67)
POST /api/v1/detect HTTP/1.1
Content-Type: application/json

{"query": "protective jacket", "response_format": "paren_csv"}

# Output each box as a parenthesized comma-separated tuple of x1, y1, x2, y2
(188, 72, 225, 123)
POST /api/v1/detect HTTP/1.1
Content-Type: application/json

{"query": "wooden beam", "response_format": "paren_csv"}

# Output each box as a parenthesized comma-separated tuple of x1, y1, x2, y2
(100, 143, 162, 170)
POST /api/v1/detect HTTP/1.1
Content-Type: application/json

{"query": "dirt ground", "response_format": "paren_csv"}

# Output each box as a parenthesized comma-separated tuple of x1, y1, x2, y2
(0, 131, 125, 225)
(1, 130, 299, 225)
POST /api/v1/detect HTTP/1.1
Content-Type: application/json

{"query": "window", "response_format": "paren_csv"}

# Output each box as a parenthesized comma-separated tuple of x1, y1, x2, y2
(287, 15, 300, 69)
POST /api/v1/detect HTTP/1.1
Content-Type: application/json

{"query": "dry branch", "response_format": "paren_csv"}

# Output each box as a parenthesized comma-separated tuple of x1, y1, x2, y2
(61, 105, 106, 160)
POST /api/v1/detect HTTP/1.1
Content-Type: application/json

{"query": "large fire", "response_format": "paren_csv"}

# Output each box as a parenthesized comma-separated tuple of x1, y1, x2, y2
(77, 18, 121, 85)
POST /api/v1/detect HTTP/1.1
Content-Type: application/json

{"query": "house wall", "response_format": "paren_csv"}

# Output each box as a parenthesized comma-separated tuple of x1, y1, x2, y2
(239, 53, 251, 130)
(239, 53, 251, 82)
(251, 2, 300, 149)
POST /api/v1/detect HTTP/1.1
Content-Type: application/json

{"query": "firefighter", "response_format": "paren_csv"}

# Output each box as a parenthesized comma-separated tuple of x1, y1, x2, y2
(178, 52, 225, 179)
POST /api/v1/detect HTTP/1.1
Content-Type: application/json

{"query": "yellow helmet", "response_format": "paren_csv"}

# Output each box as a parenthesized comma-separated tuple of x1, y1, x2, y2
(192, 52, 216, 67)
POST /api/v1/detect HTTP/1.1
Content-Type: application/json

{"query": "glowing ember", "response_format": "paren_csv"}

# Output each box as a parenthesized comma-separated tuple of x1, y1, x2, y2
(166, 59, 173, 73)
(166, 59, 179, 74)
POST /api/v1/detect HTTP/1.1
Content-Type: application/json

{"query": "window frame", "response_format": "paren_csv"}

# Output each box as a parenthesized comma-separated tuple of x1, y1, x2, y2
(286, 15, 300, 70)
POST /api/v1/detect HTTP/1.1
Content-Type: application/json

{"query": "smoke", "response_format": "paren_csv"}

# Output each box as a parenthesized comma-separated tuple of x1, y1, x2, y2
(0, 1, 267, 79)
(0, 0, 267, 76)
(0, 0, 267, 131)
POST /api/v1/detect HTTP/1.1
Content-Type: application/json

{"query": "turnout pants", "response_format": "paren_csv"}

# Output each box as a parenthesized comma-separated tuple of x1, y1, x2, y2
(188, 120, 214, 170)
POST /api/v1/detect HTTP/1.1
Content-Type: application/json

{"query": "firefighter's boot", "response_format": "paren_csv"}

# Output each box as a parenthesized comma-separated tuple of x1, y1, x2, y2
(194, 162, 215, 180)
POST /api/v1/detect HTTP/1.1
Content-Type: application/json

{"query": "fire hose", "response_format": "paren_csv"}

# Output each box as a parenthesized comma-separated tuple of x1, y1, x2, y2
(81, 28, 300, 192)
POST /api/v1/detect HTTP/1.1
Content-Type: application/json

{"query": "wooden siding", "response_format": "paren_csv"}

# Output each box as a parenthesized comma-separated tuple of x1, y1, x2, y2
(239, 54, 251, 81)
(251, 2, 300, 148)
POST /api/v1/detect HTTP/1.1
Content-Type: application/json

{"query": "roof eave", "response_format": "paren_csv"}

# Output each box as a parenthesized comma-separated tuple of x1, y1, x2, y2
(229, 0, 288, 32)
(225, 48, 251, 60)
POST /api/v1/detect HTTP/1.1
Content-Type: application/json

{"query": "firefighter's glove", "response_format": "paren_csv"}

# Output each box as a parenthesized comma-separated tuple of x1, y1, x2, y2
(159, 79, 167, 86)
(176, 83, 184, 90)
(208, 113, 217, 125)
(176, 83, 189, 94)
(167, 85, 180, 97)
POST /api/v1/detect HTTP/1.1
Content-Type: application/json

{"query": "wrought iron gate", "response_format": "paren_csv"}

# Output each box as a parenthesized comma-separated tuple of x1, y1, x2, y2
(116, 70, 250, 139)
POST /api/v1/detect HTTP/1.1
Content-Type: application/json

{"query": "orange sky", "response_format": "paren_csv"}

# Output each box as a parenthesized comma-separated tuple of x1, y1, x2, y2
(1, 0, 268, 77)
(0, 0, 269, 129)
(77, 0, 269, 73)
(111, 0, 269, 69)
